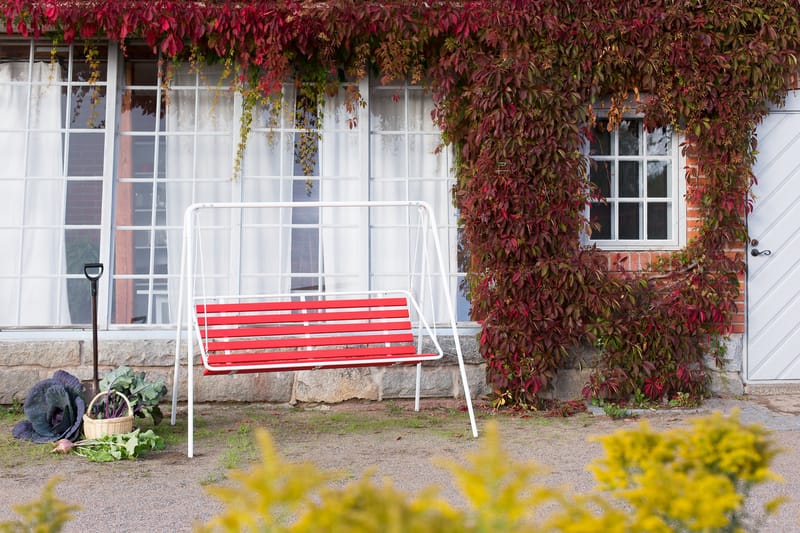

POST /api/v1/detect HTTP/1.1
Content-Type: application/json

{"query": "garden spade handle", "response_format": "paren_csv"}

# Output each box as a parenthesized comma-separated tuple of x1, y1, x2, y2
(83, 263, 104, 393)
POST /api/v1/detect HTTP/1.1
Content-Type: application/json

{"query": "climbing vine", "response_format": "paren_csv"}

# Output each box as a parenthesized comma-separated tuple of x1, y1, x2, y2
(3, 0, 800, 406)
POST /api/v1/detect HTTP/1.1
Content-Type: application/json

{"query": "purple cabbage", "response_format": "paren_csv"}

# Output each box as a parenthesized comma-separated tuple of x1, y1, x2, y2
(12, 370, 86, 443)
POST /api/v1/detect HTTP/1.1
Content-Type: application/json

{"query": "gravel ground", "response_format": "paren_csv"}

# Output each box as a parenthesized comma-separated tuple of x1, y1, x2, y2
(2, 395, 800, 532)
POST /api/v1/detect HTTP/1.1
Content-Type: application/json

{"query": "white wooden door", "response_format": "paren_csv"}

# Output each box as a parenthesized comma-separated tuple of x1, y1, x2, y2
(747, 90, 800, 381)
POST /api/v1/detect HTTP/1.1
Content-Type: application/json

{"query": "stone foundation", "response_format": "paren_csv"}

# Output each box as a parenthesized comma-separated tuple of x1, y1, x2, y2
(0, 333, 490, 405)
(0, 332, 746, 405)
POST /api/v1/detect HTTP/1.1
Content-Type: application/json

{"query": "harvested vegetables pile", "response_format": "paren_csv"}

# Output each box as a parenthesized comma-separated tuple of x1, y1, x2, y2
(52, 428, 164, 462)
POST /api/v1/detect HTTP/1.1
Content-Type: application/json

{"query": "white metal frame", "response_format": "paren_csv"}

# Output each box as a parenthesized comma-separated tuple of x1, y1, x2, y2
(170, 200, 478, 457)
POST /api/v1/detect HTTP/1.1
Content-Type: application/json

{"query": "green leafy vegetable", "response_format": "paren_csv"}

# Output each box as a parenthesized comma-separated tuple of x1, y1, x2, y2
(70, 429, 165, 462)
(96, 366, 167, 425)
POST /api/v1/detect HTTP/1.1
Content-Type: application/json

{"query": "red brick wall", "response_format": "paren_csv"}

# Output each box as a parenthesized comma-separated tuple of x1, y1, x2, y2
(597, 158, 747, 336)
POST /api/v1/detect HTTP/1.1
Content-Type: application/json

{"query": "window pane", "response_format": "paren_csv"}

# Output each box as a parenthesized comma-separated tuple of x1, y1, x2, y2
(371, 135, 407, 177)
(72, 44, 108, 83)
(121, 90, 160, 132)
(65, 229, 100, 274)
(66, 278, 91, 324)
(618, 120, 640, 155)
(589, 160, 611, 197)
(128, 54, 160, 85)
(166, 90, 196, 131)
(67, 132, 105, 176)
(21, 228, 63, 274)
(27, 132, 62, 174)
(408, 135, 447, 177)
(590, 121, 611, 156)
(647, 202, 670, 239)
(69, 85, 106, 128)
(290, 227, 319, 274)
(25, 179, 64, 224)
(132, 182, 155, 226)
(407, 90, 436, 132)
(0, 229, 21, 274)
(149, 278, 170, 324)
(647, 161, 669, 197)
(0, 179, 23, 225)
(618, 203, 641, 239)
(292, 276, 320, 292)
(590, 203, 611, 239)
(371, 89, 405, 131)
(619, 161, 640, 197)
(65, 181, 102, 225)
(65, 230, 101, 324)
(647, 126, 671, 155)
(113, 229, 151, 275)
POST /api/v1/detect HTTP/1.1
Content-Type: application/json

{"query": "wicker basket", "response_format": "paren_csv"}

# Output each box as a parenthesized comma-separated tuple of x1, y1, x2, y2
(82, 390, 134, 439)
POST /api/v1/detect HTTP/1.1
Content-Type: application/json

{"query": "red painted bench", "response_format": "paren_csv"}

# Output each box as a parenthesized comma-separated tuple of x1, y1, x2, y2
(172, 201, 479, 457)
(195, 295, 443, 374)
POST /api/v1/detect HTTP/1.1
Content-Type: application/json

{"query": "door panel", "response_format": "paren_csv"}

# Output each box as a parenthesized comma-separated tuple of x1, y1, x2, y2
(747, 90, 800, 380)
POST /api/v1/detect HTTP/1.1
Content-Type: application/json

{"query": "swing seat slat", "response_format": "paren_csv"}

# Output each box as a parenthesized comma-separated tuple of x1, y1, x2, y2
(195, 296, 440, 375)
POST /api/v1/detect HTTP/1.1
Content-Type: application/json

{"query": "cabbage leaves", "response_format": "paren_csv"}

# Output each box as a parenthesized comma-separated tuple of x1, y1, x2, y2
(12, 370, 86, 443)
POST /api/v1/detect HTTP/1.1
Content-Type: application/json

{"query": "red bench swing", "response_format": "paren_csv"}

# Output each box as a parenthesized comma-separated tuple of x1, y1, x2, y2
(170, 201, 478, 457)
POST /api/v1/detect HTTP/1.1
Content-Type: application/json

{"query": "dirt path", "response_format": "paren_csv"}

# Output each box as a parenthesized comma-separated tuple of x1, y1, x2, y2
(2, 397, 799, 532)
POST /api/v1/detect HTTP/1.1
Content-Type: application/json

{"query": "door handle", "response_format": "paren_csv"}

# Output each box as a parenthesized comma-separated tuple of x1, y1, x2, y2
(749, 239, 772, 257)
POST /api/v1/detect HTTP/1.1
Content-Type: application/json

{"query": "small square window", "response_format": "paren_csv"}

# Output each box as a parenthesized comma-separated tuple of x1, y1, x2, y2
(587, 118, 680, 248)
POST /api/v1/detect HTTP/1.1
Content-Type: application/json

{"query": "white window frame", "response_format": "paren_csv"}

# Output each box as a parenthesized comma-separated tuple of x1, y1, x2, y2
(585, 115, 686, 251)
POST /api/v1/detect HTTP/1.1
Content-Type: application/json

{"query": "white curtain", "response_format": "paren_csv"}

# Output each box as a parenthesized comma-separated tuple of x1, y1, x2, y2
(238, 85, 294, 296)
(166, 69, 294, 314)
(320, 87, 367, 293)
(165, 64, 235, 311)
(0, 62, 69, 326)
(369, 85, 451, 320)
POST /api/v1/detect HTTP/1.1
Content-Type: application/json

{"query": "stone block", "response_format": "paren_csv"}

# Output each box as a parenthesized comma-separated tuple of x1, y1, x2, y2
(0, 341, 81, 367)
(552, 368, 592, 400)
(96, 339, 175, 367)
(462, 364, 489, 398)
(0, 369, 45, 404)
(703, 334, 743, 372)
(382, 365, 454, 398)
(418, 334, 483, 366)
(191, 370, 294, 403)
(711, 371, 745, 396)
(294, 368, 379, 403)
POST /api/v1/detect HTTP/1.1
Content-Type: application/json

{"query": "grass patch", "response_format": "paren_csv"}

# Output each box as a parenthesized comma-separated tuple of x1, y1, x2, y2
(0, 413, 56, 468)
(0, 399, 603, 471)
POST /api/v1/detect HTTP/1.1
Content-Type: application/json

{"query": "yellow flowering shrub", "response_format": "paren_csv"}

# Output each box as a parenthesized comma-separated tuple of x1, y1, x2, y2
(586, 409, 785, 532)
(0, 477, 80, 533)
(200, 410, 785, 533)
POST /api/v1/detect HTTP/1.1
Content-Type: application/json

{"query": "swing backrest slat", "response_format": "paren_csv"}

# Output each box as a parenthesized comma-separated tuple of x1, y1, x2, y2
(194, 295, 440, 375)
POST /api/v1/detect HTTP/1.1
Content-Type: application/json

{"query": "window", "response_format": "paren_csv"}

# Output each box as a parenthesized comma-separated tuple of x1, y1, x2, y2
(0, 39, 469, 328)
(0, 39, 112, 327)
(587, 118, 683, 248)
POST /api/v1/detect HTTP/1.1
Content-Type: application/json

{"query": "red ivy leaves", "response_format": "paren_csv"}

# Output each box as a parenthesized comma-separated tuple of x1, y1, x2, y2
(1, 0, 799, 406)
